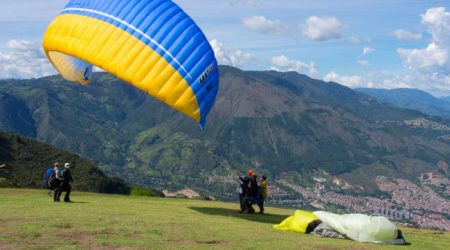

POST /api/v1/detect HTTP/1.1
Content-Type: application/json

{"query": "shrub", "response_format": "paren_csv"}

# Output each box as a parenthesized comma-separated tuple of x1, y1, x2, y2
(130, 187, 160, 197)
(0, 177, 11, 188)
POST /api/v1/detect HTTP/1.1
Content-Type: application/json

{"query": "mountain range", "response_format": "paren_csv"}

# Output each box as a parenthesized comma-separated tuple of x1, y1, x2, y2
(0, 66, 449, 198)
(356, 88, 450, 118)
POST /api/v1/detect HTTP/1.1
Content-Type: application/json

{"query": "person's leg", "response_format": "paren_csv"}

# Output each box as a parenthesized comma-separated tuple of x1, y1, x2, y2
(54, 181, 61, 201)
(54, 187, 61, 201)
(64, 188, 71, 202)
(64, 189, 70, 202)
(53, 188, 59, 201)
(247, 203, 255, 213)
(258, 199, 265, 213)
(241, 196, 249, 213)
(239, 193, 243, 211)
(245, 196, 255, 213)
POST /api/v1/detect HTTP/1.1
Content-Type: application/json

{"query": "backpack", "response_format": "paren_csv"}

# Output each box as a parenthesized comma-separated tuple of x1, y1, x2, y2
(44, 167, 56, 189)
(48, 172, 59, 189)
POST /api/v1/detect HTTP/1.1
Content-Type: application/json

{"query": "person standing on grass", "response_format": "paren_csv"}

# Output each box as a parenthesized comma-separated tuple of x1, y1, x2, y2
(45, 162, 59, 196)
(55, 163, 73, 202)
(238, 169, 253, 212)
(53, 162, 62, 202)
(258, 176, 268, 214)
(248, 172, 259, 206)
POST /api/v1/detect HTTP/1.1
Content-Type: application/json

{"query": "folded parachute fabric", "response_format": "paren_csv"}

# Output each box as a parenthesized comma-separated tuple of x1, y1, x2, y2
(273, 210, 321, 234)
(313, 211, 406, 244)
(310, 223, 346, 239)
(273, 210, 406, 245)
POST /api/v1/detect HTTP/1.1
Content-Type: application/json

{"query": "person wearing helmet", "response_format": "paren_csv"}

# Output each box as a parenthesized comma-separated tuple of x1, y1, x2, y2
(55, 163, 74, 202)
(240, 170, 258, 213)
(238, 169, 254, 212)
(247, 172, 259, 211)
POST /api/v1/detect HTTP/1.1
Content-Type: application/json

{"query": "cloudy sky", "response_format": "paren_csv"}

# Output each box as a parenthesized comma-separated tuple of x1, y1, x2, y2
(1, 0, 450, 96)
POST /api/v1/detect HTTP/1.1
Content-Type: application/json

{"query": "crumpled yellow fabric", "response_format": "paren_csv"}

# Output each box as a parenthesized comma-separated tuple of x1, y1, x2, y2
(273, 210, 319, 234)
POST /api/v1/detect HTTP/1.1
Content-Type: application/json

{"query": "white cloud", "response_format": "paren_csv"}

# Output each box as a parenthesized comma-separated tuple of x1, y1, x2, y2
(244, 0, 257, 8)
(397, 7, 450, 91)
(389, 7, 450, 95)
(362, 46, 375, 55)
(271, 55, 318, 76)
(210, 39, 255, 67)
(421, 7, 450, 45)
(301, 16, 343, 41)
(228, 0, 261, 8)
(323, 71, 414, 90)
(397, 7, 450, 73)
(392, 29, 423, 41)
(241, 16, 289, 35)
(323, 71, 370, 88)
(357, 60, 370, 66)
(349, 36, 372, 44)
(0, 40, 56, 79)
(398, 43, 448, 69)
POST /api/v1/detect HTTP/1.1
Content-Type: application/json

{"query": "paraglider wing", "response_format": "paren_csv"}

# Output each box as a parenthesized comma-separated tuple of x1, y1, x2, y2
(43, 0, 219, 126)
(313, 211, 403, 244)
(273, 210, 321, 234)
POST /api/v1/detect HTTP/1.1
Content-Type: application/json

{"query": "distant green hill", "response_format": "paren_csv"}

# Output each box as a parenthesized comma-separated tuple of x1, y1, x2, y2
(0, 67, 449, 198)
(1, 188, 448, 250)
(356, 88, 450, 118)
(0, 132, 130, 194)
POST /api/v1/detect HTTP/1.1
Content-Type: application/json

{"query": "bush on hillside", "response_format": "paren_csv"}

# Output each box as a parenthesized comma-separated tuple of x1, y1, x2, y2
(0, 177, 12, 188)
(130, 187, 163, 197)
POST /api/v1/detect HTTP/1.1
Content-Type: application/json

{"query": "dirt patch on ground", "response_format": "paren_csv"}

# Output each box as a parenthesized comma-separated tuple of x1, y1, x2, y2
(166, 239, 191, 244)
(0, 243, 18, 250)
(0, 217, 33, 224)
(56, 231, 136, 249)
(166, 239, 230, 246)
(0, 231, 19, 237)
(57, 231, 96, 248)
(195, 240, 227, 245)
(91, 246, 132, 250)
(315, 245, 368, 250)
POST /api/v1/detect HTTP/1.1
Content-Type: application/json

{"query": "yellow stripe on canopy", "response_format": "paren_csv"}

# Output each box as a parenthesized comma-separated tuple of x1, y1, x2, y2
(43, 14, 200, 122)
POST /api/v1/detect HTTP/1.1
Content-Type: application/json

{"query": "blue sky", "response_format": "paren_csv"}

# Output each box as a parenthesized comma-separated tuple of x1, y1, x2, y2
(0, 0, 449, 96)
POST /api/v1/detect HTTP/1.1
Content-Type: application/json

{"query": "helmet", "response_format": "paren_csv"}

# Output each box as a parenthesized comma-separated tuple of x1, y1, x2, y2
(64, 163, 71, 169)
(247, 169, 255, 175)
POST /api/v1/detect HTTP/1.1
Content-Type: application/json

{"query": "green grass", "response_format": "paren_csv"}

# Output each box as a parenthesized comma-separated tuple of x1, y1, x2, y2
(0, 188, 448, 250)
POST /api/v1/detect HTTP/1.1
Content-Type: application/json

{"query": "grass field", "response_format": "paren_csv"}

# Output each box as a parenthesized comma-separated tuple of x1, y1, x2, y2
(0, 189, 449, 250)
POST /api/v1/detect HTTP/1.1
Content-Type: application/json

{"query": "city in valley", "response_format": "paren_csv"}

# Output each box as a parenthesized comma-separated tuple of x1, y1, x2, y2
(212, 172, 450, 231)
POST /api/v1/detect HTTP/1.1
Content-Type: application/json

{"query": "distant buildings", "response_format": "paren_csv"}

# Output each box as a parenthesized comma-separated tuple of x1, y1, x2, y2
(420, 172, 438, 182)
(420, 172, 443, 186)
(313, 177, 326, 183)
(374, 208, 412, 221)
(314, 182, 326, 195)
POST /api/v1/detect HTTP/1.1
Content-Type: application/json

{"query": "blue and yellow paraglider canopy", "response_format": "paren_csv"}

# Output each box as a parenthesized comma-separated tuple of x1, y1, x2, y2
(43, 0, 219, 127)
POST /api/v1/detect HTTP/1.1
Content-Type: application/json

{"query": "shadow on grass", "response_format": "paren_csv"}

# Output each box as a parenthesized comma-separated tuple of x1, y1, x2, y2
(189, 207, 287, 225)
(68, 201, 90, 204)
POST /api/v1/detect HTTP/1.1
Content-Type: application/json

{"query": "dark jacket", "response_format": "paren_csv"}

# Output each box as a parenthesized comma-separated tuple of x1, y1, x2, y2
(249, 178, 259, 197)
(239, 176, 251, 196)
(62, 169, 73, 184)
